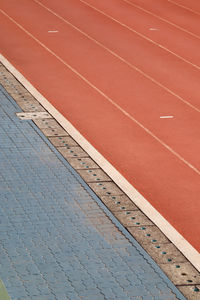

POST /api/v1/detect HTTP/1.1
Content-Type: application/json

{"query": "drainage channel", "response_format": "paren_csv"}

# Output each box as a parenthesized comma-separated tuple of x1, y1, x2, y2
(1, 62, 200, 300)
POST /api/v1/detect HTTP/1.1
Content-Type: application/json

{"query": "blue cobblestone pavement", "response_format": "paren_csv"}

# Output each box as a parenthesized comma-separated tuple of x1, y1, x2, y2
(0, 85, 186, 299)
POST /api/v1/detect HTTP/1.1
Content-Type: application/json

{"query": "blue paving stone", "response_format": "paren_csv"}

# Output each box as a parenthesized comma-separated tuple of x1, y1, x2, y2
(0, 84, 186, 299)
(142, 296, 155, 300)
(31, 296, 52, 300)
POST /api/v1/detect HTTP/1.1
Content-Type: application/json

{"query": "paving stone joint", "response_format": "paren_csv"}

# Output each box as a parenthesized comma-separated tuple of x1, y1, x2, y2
(0, 63, 199, 299)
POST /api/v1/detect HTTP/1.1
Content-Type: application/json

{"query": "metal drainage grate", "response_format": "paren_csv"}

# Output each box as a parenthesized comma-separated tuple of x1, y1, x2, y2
(16, 112, 51, 120)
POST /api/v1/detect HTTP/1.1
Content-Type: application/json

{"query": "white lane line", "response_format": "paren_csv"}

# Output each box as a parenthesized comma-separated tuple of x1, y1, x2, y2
(149, 28, 159, 31)
(80, 0, 200, 70)
(123, 0, 200, 41)
(168, 0, 200, 17)
(1, 53, 200, 272)
(160, 116, 174, 119)
(1, 9, 200, 177)
(33, 0, 200, 115)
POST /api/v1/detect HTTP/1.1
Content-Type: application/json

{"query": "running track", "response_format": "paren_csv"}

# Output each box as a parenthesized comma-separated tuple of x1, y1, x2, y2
(1, 0, 200, 266)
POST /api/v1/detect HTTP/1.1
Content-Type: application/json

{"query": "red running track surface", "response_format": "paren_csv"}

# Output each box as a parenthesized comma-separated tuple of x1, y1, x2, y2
(0, 0, 200, 252)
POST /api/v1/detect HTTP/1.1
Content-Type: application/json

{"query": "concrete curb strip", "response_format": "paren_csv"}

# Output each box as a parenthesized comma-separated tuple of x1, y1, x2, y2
(1, 60, 200, 299)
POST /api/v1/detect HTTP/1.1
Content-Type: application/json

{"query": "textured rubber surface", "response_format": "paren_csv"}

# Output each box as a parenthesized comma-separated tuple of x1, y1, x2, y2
(0, 86, 186, 299)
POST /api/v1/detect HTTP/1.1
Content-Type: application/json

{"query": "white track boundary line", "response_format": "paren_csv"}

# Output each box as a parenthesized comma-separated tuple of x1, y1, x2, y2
(2, 9, 200, 175)
(1, 54, 200, 272)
